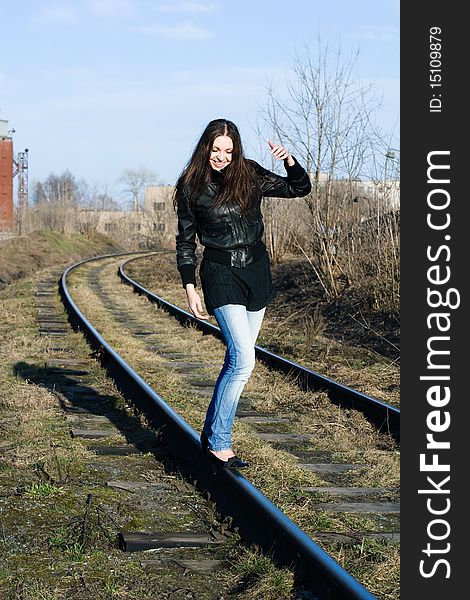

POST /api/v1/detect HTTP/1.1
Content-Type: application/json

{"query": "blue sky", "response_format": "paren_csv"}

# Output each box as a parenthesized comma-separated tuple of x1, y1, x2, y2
(0, 0, 399, 201)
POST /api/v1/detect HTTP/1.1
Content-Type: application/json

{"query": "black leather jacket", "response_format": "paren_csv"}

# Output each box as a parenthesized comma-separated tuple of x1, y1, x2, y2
(175, 158, 311, 286)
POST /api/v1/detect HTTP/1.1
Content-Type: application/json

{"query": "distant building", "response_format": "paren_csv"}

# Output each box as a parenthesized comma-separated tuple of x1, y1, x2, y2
(142, 185, 177, 246)
(76, 185, 177, 249)
(351, 179, 400, 210)
(0, 119, 14, 231)
(76, 175, 399, 249)
(308, 172, 400, 211)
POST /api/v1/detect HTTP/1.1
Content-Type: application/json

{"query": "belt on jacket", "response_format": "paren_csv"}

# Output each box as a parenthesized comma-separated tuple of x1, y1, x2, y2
(203, 240, 266, 268)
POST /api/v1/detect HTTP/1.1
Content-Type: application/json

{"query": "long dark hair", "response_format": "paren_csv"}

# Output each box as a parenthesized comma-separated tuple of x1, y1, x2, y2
(174, 119, 256, 214)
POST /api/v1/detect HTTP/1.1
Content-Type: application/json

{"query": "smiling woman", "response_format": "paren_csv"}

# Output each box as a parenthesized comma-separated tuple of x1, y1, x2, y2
(173, 118, 311, 469)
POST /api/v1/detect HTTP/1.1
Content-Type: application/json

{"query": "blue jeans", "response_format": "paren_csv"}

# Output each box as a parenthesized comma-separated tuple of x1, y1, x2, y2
(202, 304, 265, 451)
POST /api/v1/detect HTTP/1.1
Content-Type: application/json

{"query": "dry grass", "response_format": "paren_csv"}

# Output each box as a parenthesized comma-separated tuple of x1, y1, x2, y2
(223, 545, 295, 599)
(67, 256, 400, 599)
(0, 237, 300, 599)
(0, 230, 122, 290)
(0, 282, 93, 484)
(1, 263, 258, 599)
(125, 252, 400, 408)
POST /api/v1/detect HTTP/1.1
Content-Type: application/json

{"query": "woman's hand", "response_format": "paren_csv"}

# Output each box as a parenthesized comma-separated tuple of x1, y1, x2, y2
(185, 284, 209, 320)
(268, 140, 295, 166)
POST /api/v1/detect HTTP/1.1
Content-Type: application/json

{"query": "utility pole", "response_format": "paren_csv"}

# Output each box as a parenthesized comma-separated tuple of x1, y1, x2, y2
(13, 148, 29, 235)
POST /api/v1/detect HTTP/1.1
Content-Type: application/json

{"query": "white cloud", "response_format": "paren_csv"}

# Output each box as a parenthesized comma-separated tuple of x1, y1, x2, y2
(88, 0, 136, 18)
(36, 4, 78, 24)
(140, 20, 212, 41)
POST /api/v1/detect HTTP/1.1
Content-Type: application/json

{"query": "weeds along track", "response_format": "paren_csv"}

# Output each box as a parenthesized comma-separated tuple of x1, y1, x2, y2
(23, 262, 239, 599)
(120, 254, 400, 442)
(60, 252, 400, 600)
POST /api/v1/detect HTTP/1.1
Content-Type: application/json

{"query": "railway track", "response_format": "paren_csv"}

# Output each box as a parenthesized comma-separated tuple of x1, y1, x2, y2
(27, 262, 249, 598)
(54, 252, 399, 599)
(120, 254, 400, 442)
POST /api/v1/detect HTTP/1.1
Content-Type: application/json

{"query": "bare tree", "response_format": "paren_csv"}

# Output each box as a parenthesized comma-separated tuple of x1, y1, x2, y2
(33, 170, 80, 206)
(118, 167, 158, 211)
(29, 170, 83, 233)
(81, 180, 120, 211)
(261, 37, 384, 181)
(28, 171, 121, 235)
(258, 36, 399, 306)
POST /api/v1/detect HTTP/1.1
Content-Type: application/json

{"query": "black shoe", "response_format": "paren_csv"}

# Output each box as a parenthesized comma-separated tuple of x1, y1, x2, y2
(225, 455, 249, 469)
(207, 451, 249, 472)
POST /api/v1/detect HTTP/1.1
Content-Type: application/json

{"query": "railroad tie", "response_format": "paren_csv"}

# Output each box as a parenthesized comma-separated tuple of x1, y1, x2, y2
(301, 483, 401, 517)
(39, 328, 68, 336)
(301, 486, 398, 497)
(315, 501, 400, 514)
(66, 414, 113, 424)
(47, 368, 90, 376)
(60, 385, 102, 397)
(118, 531, 225, 552)
(88, 445, 142, 456)
(237, 415, 290, 425)
(255, 433, 318, 444)
(37, 315, 65, 323)
(45, 358, 88, 367)
(313, 531, 400, 544)
(162, 361, 209, 372)
(106, 480, 172, 492)
(299, 462, 368, 474)
(70, 428, 119, 439)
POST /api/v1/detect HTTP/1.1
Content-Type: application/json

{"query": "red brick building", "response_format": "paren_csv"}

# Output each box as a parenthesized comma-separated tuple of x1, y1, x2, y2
(0, 119, 14, 230)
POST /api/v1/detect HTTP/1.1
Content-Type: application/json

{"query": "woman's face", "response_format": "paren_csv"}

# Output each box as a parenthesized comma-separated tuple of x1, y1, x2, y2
(209, 135, 233, 170)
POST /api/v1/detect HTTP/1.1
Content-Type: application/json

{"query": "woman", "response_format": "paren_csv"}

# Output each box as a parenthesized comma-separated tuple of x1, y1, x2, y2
(174, 118, 311, 470)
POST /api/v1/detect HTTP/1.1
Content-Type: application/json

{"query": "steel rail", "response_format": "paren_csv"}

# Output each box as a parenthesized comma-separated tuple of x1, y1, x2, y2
(119, 254, 400, 442)
(60, 252, 377, 600)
